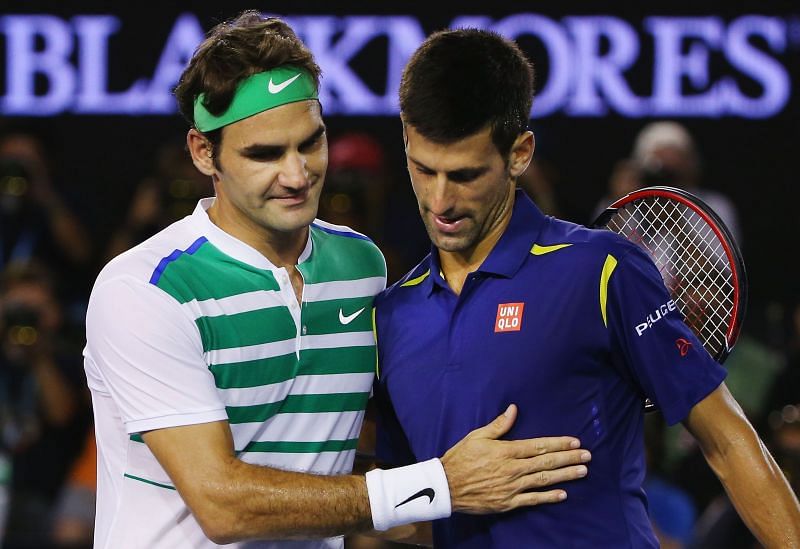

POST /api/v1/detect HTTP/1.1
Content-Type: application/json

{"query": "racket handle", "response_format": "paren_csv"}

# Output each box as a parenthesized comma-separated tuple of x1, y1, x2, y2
(643, 398, 657, 414)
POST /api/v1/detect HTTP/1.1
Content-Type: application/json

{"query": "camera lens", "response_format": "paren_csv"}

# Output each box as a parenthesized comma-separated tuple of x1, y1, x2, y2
(1, 304, 40, 346)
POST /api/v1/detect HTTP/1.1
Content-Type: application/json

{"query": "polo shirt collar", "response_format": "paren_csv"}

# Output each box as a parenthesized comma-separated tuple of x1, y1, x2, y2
(191, 198, 313, 270)
(426, 189, 547, 293)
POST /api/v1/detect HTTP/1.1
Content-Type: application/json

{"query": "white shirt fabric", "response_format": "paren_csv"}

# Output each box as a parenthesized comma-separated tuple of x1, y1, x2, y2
(84, 199, 385, 548)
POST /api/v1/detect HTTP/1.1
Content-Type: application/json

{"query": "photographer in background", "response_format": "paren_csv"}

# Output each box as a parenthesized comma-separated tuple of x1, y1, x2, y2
(0, 262, 91, 549)
(103, 138, 212, 262)
(631, 120, 742, 245)
(0, 131, 94, 313)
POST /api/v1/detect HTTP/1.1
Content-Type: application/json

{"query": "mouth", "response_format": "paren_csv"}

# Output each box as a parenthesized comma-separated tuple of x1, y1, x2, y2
(271, 190, 310, 206)
(432, 213, 466, 234)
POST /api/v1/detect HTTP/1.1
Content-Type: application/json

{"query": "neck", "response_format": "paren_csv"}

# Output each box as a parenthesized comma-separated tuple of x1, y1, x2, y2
(207, 202, 307, 268)
(439, 190, 515, 295)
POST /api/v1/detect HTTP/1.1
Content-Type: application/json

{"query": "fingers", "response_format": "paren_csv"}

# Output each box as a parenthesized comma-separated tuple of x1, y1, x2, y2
(519, 463, 589, 491)
(508, 489, 569, 508)
(509, 449, 590, 492)
(524, 448, 592, 473)
(466, 404, 518, 441)
(504, 436, 583, 458)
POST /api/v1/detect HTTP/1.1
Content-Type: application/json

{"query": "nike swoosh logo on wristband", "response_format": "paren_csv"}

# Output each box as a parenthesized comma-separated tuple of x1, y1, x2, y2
(395, 487, 435, 508)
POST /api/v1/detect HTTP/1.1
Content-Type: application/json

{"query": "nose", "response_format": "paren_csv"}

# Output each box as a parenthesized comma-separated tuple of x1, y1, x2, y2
(427, 174, 455, 215)
(279, 151, 309, 190)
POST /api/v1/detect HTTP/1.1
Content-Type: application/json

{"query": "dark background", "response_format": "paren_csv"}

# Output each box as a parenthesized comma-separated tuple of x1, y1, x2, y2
(2, 0, 799, 338)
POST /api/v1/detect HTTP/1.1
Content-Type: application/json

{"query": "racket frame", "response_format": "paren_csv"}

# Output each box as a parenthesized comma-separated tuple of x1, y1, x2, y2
(594, 185, 748, 411)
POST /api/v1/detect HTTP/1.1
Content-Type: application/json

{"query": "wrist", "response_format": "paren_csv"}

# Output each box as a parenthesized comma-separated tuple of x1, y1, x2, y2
(365, 458, 451, 531)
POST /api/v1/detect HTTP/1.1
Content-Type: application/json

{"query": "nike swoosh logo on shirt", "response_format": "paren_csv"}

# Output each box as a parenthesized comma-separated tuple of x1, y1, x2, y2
(268, 73, 301, 94)
(338, 307, 366, 325)
(395, 487, 435, 508)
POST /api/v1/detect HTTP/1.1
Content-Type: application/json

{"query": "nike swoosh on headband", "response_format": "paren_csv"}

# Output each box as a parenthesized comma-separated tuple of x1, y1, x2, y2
(268, 73, 302, 94)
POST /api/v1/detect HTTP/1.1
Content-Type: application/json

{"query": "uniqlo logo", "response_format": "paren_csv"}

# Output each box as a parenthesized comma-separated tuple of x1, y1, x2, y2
(495, 302, 524, 333)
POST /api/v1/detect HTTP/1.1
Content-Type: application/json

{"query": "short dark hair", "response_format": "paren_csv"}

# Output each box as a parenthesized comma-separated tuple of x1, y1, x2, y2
(173, 11, 321, 162)
(399, 28, 534, 157)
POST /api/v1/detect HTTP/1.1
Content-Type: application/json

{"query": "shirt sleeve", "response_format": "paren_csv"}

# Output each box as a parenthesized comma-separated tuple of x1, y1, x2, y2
(372, 295, 417, 467)
(84, 275, 228, 434)
(605, 246, 727, 425)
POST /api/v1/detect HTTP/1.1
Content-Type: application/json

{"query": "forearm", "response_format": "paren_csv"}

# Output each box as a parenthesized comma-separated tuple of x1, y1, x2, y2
(701, 426, 800, 548)
(180, 456, 372, 543)
(686, 385, 800, 548)
(144, 408, 591, 544)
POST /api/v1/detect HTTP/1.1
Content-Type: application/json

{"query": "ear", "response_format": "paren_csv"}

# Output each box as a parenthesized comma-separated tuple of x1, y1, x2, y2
(186, 128, 216, 177)
(508, 131, 535, 178)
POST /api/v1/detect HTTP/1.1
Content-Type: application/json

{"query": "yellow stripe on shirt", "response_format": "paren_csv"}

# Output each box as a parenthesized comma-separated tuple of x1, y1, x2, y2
(401, 269, 431, 287)
(531, 243, 573, 255)
(600, 254, 618, 327)
(372, 306, 380, 379)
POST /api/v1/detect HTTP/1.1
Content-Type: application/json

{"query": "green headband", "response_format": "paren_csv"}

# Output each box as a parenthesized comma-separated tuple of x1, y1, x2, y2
(193, 66, 318, 132)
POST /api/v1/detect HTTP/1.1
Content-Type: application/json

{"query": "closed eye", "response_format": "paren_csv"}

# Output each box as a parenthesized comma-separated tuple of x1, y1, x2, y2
(240, 125, 326, 162)
(409, 157, 488, 183)
(447, 168, 486, 183)
(299, 126, 326, 153)
(241, 145, 283, 162)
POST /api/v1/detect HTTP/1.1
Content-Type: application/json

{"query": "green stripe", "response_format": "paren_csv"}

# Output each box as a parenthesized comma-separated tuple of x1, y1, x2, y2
(210, 353, 299, 389)
(226, 392, 369, 424)
(303, 296, 374, 335)
(155, 242, 279, 303)
(300, 227, 385, 283)
(211, 347, 375, 388)
(299, 346, 376, 375)
(124, 473, 176, 491)
(130, 434, 144, 443)
(196, 306, 296, 352)
(243, 438, 359, 454)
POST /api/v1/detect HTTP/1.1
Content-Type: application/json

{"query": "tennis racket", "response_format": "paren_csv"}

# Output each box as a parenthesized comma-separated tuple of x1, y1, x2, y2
(593, 186, 747, 412)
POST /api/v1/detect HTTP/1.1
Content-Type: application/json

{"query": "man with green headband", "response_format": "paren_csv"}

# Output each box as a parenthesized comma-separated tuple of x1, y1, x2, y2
(83, 11, 591, 548)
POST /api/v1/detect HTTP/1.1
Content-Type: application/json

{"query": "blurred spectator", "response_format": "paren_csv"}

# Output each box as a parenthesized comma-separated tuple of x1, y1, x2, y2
(51, 429, 96, 549)
(321, 131, 411, 283)
(631, 121, 742, 245)
(765, 299, 800, 414)
(723, 334, 785, 425)
(0, 131, 93, 307)
(104, 138, 212, 261)
(590, 158, 642, 221)
(322, 132, 387, 237)
(518, 157, 563, 218)
(768, 403, 800, 496)
(0, 262, 91, 549)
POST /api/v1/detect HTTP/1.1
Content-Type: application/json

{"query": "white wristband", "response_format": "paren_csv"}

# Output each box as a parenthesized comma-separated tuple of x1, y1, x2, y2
(365, 458, 452, 531)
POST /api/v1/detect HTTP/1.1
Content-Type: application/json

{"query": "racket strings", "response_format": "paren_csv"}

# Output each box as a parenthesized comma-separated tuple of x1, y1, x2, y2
(606, 196, 734, 357)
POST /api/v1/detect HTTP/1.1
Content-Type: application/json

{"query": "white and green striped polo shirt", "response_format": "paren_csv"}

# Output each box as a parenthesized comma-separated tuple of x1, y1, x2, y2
(84, 198, 386, 549)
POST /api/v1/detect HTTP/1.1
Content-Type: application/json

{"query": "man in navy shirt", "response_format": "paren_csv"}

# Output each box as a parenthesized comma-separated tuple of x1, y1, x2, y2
(373, 28, 800, 548)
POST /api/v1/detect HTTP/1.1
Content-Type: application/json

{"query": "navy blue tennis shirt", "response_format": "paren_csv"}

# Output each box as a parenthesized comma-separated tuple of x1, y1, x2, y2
(373, 190, 726, 548)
